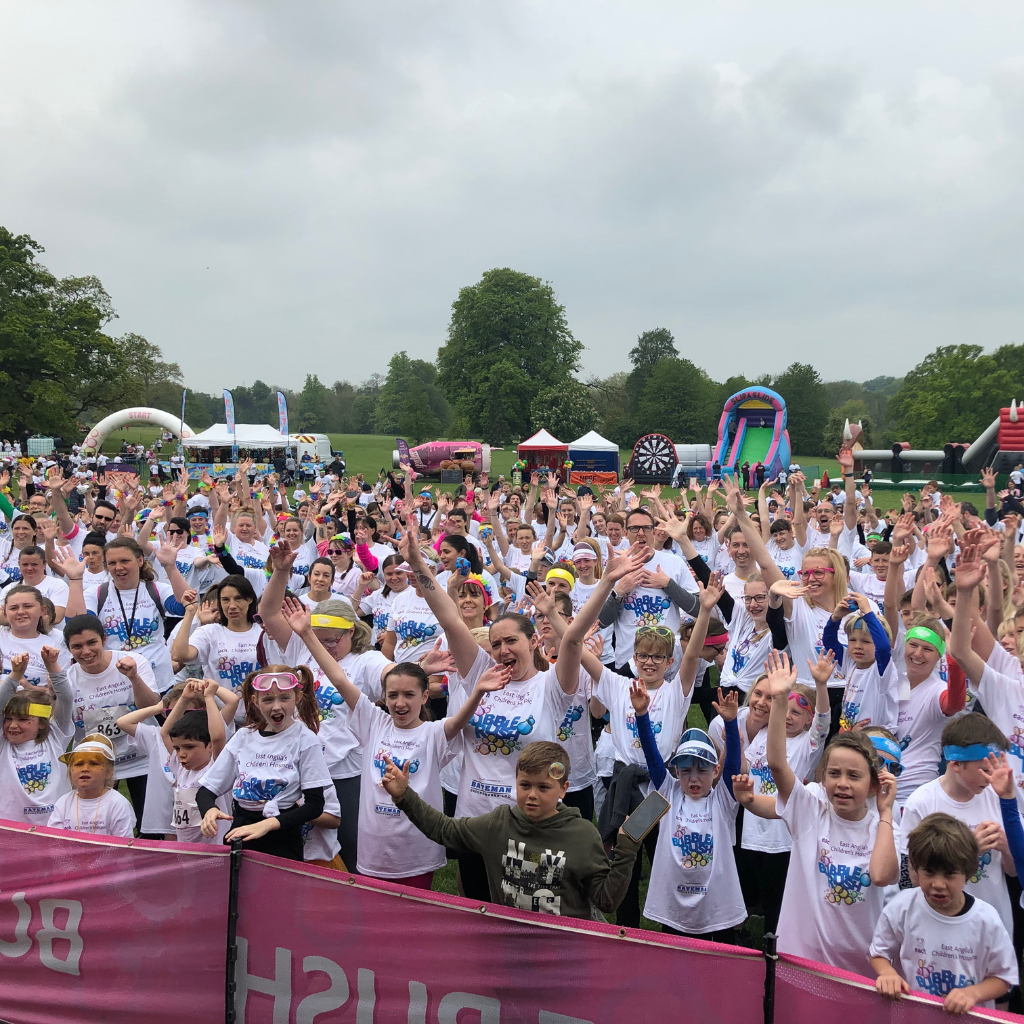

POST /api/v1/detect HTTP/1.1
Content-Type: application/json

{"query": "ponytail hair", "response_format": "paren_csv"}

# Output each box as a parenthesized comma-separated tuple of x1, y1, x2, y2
(382, 662, 432, 721)
(240, 663, 320, 734)
(438, 534, 482, 574)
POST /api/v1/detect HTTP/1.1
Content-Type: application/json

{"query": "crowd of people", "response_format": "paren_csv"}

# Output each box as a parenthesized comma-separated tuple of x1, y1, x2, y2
(6, 445, 1024, 1011)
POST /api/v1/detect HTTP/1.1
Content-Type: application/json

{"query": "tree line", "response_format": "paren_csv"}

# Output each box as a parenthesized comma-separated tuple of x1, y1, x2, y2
(3, 225, 1022, 455)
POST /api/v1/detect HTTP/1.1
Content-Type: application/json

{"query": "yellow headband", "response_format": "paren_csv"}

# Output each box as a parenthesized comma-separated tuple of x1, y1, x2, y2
(545, 568, 575, 587)
(27, 704, 52, 719)
(310, 614, 354, 630)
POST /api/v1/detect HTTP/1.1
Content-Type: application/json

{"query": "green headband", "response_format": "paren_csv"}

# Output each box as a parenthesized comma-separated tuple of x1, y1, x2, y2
(905, 625, 945, 657)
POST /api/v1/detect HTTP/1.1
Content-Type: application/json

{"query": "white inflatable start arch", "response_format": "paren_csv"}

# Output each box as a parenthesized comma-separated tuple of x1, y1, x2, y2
(81, 407, 196, 454)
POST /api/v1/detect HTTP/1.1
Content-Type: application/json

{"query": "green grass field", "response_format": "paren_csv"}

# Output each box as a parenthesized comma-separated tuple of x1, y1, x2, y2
(100, 425, 987, 507)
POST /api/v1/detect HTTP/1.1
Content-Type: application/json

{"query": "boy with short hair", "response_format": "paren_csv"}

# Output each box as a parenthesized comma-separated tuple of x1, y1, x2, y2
(898, 714, 1015, 935)
(870, 813, 1017, 1012)
(380, 740, 640, 919)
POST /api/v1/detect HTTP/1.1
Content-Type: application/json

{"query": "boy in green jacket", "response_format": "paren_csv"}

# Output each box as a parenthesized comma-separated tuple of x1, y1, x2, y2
(381, 740, 640, 920)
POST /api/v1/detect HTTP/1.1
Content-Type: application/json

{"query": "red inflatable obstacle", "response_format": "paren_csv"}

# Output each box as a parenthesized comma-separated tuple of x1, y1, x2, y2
(999, 401, 1024, 452)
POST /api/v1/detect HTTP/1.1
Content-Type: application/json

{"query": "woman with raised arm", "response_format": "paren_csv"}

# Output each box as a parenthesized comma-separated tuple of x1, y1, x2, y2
(399, 511, 644, 901)
(721, 475, 849, 732)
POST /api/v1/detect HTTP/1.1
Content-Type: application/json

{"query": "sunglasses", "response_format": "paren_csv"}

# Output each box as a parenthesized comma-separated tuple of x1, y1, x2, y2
(796, 568, 836, 580)
(788, 692, 811, 711)
(251, 672, 299, 692)
(636, 625, 673, 638)
(877, 756, 904, 777)
(167, 529, 185, 536)
(327, 549, 347, 556)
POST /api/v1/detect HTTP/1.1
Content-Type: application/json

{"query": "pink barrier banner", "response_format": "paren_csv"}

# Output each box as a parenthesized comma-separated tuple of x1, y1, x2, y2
(777, 953, 1024, 1024)
(233, 854, 766, 1024)
(0, 821, 229, 1024)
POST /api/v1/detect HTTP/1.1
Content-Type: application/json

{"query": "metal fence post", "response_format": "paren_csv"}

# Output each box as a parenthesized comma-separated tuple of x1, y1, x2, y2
(763, 931, 778, 1024)
(225, 839, 244, 1024)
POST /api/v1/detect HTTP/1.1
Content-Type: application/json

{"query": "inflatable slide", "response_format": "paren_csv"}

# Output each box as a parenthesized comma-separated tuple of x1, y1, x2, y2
(712, 387, 792, 478)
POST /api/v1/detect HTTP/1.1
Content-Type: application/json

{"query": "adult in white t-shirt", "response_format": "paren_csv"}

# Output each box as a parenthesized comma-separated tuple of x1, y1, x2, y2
(397, 520, 635, 902)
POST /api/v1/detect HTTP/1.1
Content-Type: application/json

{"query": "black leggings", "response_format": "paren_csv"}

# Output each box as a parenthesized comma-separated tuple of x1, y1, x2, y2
(734, 846, 790, 936)
(562, 785, 594, 824)
(227, 804, 304, 861)
(661, 923, 741, 944)
(441, 789, 489, 898)
(333, 777, 361, 871)
(124, 774, 148, 838)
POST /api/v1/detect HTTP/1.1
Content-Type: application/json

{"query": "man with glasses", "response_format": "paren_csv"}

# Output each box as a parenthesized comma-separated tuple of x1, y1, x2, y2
(597, 507, 700, 675)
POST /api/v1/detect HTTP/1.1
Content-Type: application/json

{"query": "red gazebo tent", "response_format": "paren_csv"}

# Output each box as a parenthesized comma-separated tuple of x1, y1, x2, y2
(517, 429, 568, 473)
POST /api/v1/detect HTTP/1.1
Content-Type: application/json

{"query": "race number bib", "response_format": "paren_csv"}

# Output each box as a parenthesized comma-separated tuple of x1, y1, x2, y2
(82, 705, 127, 741)
(173, 787, 200, 829)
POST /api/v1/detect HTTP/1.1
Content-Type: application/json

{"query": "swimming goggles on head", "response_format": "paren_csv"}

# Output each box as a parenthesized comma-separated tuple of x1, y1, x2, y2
(251, 672, 299, 692)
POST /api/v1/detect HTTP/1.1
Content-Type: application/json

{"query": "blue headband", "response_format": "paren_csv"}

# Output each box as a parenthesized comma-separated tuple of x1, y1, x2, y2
(870, 735, 902, 764)
(943, 743, 1001, 763)
(187, 508, 209, 519)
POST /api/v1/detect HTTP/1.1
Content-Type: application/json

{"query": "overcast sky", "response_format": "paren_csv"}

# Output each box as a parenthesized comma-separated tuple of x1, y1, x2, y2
(4, 1, 1024, 392)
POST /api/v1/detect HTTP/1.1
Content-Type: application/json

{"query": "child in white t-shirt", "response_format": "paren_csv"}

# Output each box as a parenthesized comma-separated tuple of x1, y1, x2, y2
(634, 681, 744, 941)
(0, 649, 74, 826)
(737, 650, 900, 978)
(48, 733, 136, 837)
(159, 679, 237, 843)
(285, 598, 507, 887)
(871, 813, 1017, 1011)
(898, 714, 1015, 935)
(823, 594, 898, 733)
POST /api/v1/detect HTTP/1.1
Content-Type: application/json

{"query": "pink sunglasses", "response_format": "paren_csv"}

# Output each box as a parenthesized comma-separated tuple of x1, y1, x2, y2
(251, 672, 299, 692)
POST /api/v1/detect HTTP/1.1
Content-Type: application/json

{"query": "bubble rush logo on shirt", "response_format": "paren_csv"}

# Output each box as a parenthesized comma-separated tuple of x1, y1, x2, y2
(626, 710, 661, 749)
(749, 757, 776, 795)
(1009, 727, 1024, 767)
(233, 774, 287, 803)
(623, 594, 670, 626)
(556, 704, 584, 741)
(839, 697, 861, 733)
(373, 748, 420, 778)
(470, 711, 535, 756)
(313, 683, 344, 721)
(970, 851, 992, 884)
(672, 827, 713, 868)
(395, 619, 438, 650)
(17, 761, 51, 794)
(218, 655, 254, 692)
(914, 960, 976, 997)
(818, 846, 871, 905)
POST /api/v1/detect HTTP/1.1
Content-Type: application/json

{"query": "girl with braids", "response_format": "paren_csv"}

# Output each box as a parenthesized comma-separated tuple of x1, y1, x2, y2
(196, 663, 331, 861)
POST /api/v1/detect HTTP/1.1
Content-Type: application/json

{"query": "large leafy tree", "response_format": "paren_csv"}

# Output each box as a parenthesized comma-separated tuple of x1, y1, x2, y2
(771, 362, 831, 456)
(888, 345, 1020, 448)
(437, 269, 582, 443)
(636, 357, 720, 443)
(626, 328, 678, 414)
(375, 351, 451, 436)
(0, 229, 135, 435)
(530, 378, 596, 441)
(297, 373, 332, 432)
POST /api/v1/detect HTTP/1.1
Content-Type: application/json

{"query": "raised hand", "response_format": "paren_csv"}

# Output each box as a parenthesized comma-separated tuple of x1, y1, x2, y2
(7, 652, 29, 680)
(836, 448, 854, 472)
(154, 535, 184, 567)
(282, 595, 311, 635)
(51, 546, 85, 581)
(711, 687, 739, 721)
(698, 574, 725, 610)
(268, 540, 299, 574)
(981, 752, 1017, 800)
(380, 755, 411, 800)
(981, 466, 997, 490)
(763, 650, 796, 698)
(628, 678, 650, 715)
(731, 774, 757, 807)
(418, 638, 455, 676)
(476, 663, 512, 694)
(953, 545, 985, 590)
(876, 767, 897, 816)
(888, 542, 909, 567)
(526, 580, 556, 618)
(769, 579, 809, 600)
(807, 648, 837, 685)
(604, 545, 646, 583)
(115, 657, 140, 678)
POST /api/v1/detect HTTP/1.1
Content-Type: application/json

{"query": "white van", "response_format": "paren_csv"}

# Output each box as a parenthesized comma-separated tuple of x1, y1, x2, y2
(289, 434, 334, 464)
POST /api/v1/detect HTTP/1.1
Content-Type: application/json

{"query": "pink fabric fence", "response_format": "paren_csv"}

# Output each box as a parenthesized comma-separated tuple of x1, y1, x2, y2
(0, 821, 229, 1024)
(2, 822, 1023, 1024)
